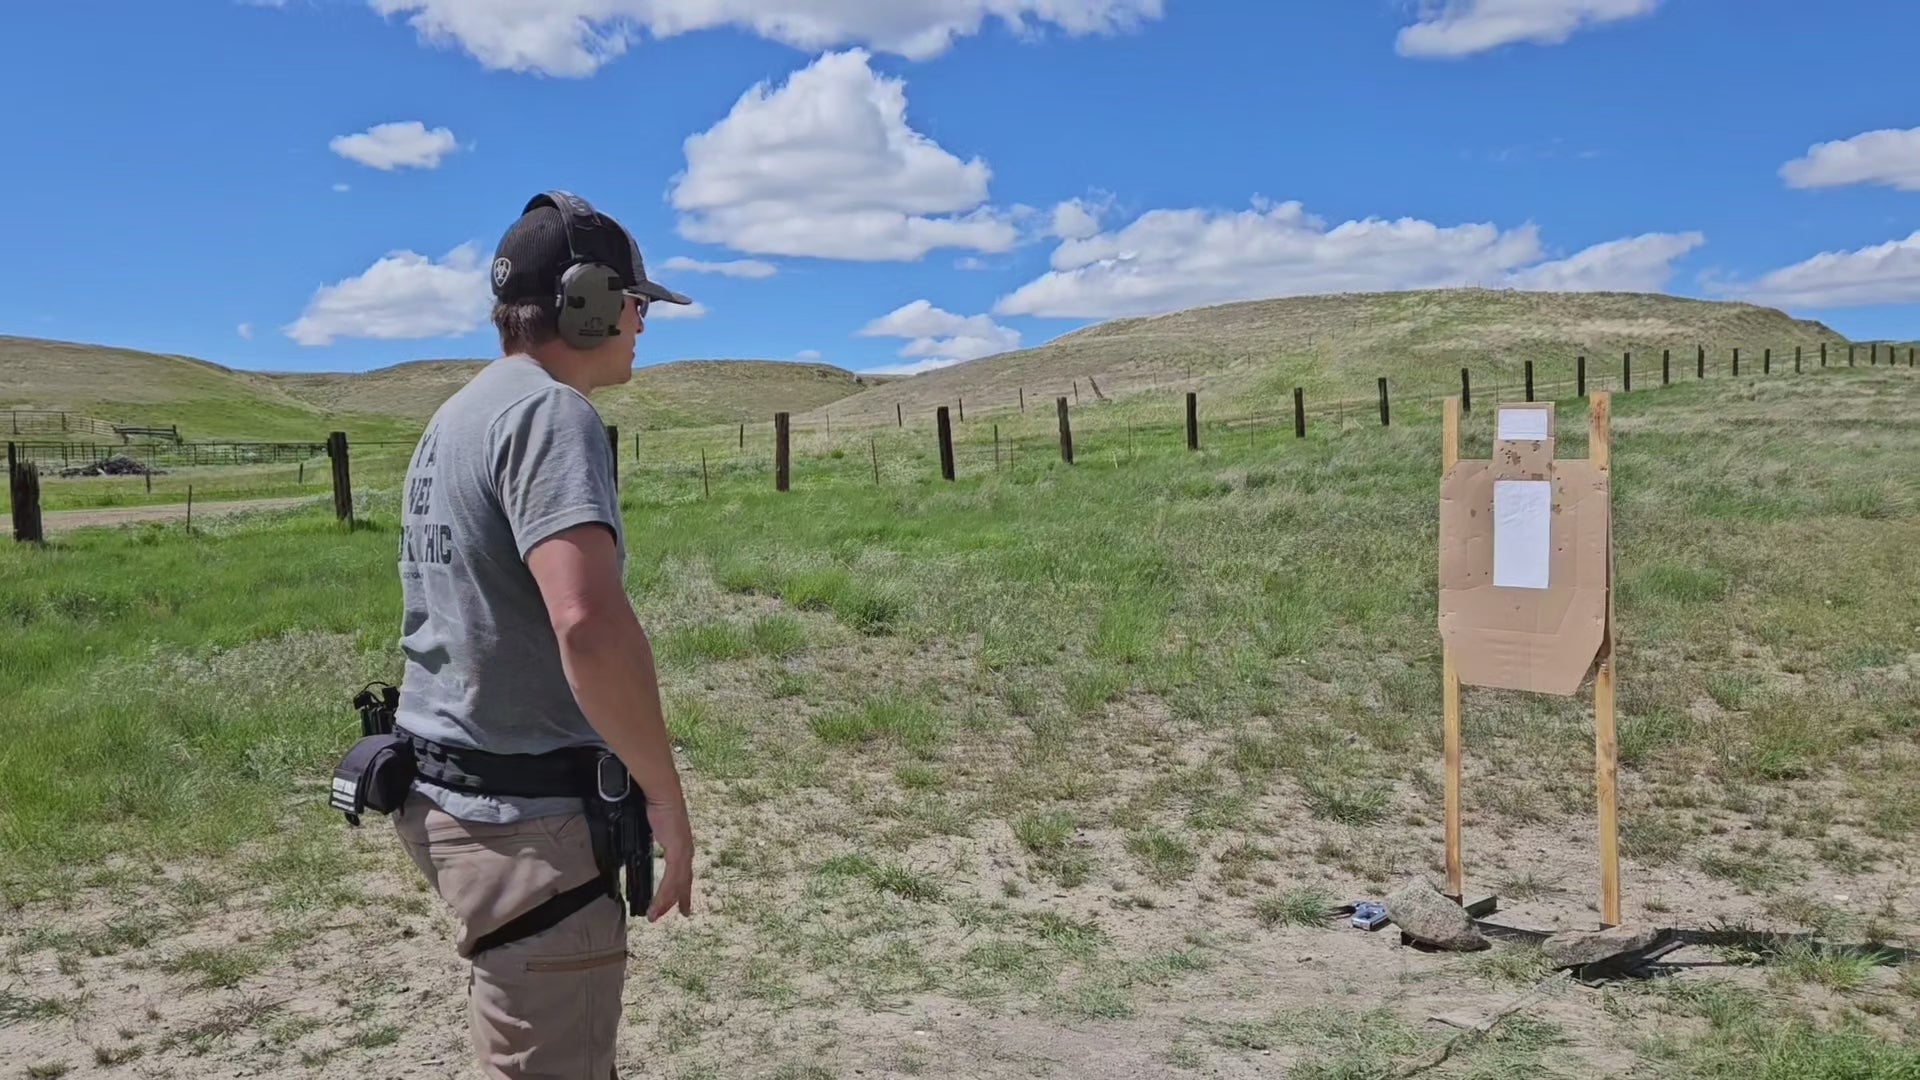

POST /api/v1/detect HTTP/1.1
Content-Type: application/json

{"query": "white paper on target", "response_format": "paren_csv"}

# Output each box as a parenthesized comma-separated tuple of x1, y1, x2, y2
(1492, 480, 1552, 589)
(1497, 408, 1550, 441)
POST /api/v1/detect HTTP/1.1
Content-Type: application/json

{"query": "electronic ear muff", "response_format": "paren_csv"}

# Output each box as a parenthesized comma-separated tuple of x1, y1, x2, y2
(525, 190, 629, 350)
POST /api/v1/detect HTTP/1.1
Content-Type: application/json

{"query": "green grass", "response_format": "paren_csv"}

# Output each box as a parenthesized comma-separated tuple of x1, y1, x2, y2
(4, 366, 1919, 1076)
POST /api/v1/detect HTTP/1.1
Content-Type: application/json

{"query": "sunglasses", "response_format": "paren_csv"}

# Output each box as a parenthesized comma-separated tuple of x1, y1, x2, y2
(623, 291, 652, 319)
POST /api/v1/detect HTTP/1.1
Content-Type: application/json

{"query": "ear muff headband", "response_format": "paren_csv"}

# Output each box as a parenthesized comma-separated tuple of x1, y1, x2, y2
(524, 190, 626, 350)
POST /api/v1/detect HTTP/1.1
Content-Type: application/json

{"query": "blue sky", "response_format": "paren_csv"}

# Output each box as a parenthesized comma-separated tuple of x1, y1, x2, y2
(1, 0, 1915, 376)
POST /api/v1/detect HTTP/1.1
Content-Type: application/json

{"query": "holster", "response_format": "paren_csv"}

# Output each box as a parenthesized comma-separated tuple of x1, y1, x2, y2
(329, 685, 654, 957)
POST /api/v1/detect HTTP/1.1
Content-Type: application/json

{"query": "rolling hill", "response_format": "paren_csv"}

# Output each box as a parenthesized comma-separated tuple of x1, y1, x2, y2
(4, 289, 1903, 442)
(801, 289, 1871, 427)
(0, 336, 881, 442)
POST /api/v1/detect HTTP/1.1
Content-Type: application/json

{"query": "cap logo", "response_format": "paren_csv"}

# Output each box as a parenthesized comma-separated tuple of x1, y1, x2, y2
(492, 257, 511, 289)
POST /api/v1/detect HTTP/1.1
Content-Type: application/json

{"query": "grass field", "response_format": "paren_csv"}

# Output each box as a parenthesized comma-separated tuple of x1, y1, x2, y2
(3, 365, 1918, 1077)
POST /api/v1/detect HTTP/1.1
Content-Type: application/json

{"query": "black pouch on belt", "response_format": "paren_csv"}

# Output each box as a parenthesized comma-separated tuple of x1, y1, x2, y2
(329, 735, 417, 827)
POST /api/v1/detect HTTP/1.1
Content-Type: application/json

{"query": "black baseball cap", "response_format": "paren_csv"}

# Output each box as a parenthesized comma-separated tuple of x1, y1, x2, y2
(490, 191, 692, 310)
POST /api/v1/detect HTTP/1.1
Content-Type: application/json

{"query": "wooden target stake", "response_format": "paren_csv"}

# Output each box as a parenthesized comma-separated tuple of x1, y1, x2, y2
(1439, 392, 1620, 927)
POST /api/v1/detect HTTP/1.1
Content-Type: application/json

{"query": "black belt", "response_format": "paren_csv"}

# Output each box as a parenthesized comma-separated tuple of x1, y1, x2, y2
(331, 698, 653, 958)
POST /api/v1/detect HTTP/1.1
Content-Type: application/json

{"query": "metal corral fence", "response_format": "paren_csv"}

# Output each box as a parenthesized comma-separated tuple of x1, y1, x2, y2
(4, 439, 324, 469)
(2, 409, 178, 442)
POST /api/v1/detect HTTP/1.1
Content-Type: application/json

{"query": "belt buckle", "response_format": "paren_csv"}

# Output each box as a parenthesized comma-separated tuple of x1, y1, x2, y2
(595, 752, 630, 802)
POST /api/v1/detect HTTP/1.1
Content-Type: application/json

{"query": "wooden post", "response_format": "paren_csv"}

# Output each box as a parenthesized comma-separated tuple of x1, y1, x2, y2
(1018, 388, 1025, 413)
(1623, 352, 1631, 392)
(1697, 345, 1705, 379)
(186, 485, 194, 532)
(1663, 348, 1670, 386)
(1525, 361, 1535, 402)
(1441, 396, 1462, 902)
(993, 425, 1001, 471)
(1796, 346, 1802, 374)
(1871, 343, 1878, 366)
(1185, 392, 1199, 451)
(740, 423, 746, 448)
(1073, 381, 1080, 405)
(1460, 368, 1471, 412)
(1764, 348, 1771, 375)
(701, 450, 710, 498)
(298, 461, 304, 485)
(937, 406, 955, 481)
(1056, 397, 1074, 465)
(1293, 388, 1306, 438)
(1821, 341, 1828, 367)
(326, 431, 353, 524)
(957, 397, 965, 423)
(1849, 344, 1856, 367)
(1590, 391, 1621, 929)
(1577, 355, 1586, 398)
(871, 438, 880, 485)
(605, 425, 619, 490)
(774, 412, 790, 492)
(1377, 377, 1390, 426)
(9, 448, 43, 545)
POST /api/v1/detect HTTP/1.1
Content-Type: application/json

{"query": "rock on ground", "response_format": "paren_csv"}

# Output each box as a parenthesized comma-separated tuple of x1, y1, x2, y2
(1540, 926, 1660, 969)
(1385, 877, 1490, 952)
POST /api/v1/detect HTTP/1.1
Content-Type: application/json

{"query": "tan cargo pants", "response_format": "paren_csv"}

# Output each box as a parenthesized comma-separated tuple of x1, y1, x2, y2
(394, 791, 628, 1079)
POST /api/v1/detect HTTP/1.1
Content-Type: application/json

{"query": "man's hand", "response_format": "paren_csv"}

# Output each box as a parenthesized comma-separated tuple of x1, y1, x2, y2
(646, 795, 695, 921)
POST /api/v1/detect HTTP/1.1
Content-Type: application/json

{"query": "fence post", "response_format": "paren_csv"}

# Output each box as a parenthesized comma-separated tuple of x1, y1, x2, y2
(1697, 345, 1705, 379)
(993, 425, 1001, 471)
(605, 425, 619, 490)
(1663, 348, 1671, 386)
(1377, 377, 1390, 426)
(937, 406, 955, 481)
(1525, 361, 1535, 402)
(740, 423, 745, 449)
(1186, 392, 1199, 450)
(1763, 349, 1771, 375)
(1821, 341, 1828, 367)
(326, 431, 353, 524)
(1073, 381, 1080, 405)
(1293, 388, 1306, 438)
(1056, 397, 1074, 465)
(10, 444, 43, 545)
(957, 397, 965, 423)
(700, 450, 710, 497)
(1733, 348, 1740, 377)
(1460, 368, 1471, 412)
(1796, 346, 1802, 374)
(871, 438, 881, 484)
(1849, 344, 1856, 367)
(774, 412, 790, 492)
(1623, 352, 1631, 392)
(1871, 343, 1878, 366)
(1577, 355, 1586, 398)
(1019, 388, 1025, 414)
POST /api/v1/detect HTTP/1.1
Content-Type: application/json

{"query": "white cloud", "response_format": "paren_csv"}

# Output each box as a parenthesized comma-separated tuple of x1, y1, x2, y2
(795, 349, 824, 361)
(648, 300, 709, 320)
(284, 244, 489, 346)
(661, 256, 778, 279)
(332, 182, 352, 193)
(1504, 231, 1705, 292)
(237, 323, 254, 340)
(858, 299, 1020, 371)
(1397, 0, 1660, 58)
(1050, 198, 1104, 240)
(668, 49, 1018, 261)
(993, 198, 1703, 320)
(1780, 127, 1920, 193)
(328, 120, 460, 171)
(1710, 231, 1920, 309)
(362, 0, 1162, 77)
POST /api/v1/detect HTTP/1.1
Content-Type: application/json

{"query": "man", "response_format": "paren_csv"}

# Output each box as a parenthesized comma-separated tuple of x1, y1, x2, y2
(388, 191, 697, 1079)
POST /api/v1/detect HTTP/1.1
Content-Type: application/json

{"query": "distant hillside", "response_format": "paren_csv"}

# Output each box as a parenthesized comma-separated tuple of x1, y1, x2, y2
(258, 358, 883, 432)
(0, 335, 879, 441)
(805, 289, 1857, 427)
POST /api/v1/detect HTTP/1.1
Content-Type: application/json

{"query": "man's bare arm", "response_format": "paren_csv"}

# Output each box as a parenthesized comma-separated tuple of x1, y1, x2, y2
(525, 521, 694, 920)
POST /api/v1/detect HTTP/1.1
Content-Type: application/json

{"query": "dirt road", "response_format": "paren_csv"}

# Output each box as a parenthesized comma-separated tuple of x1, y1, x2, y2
(38, 495, 322, 533)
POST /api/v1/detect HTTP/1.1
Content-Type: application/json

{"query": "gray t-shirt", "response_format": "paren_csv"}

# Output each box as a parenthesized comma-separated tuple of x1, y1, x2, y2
(394, 355, 626, 823)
